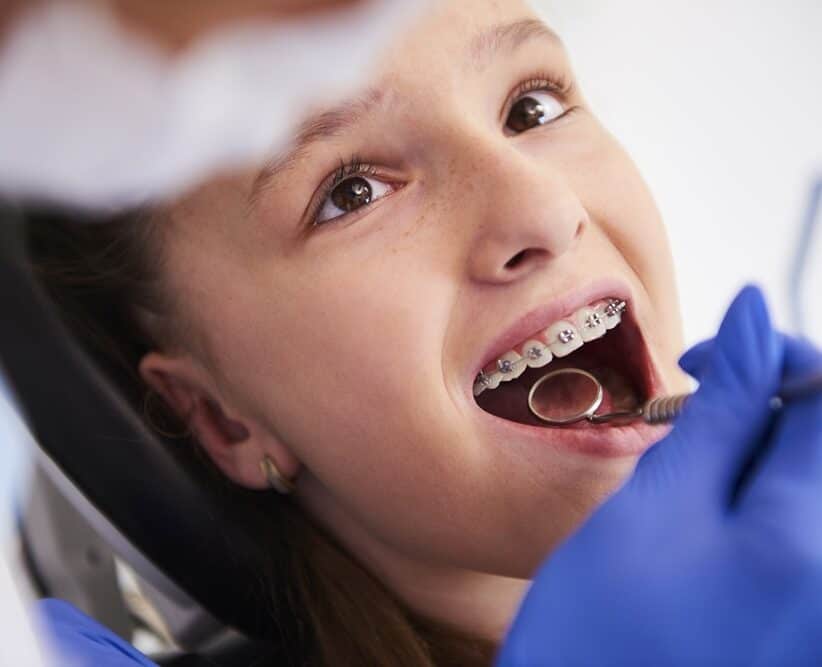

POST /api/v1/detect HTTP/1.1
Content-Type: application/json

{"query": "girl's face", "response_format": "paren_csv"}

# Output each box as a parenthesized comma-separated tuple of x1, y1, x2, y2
(145, 0, 689, 633)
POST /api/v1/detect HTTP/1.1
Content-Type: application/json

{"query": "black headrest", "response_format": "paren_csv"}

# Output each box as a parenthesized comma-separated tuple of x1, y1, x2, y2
(0, 209, 277, 641)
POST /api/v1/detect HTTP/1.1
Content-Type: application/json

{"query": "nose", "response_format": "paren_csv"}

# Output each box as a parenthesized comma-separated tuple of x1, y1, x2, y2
(464, 146, 587, 284)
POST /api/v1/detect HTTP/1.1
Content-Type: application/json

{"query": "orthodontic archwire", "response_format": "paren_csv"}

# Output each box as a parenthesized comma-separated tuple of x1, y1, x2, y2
(473, 299, 627, 391)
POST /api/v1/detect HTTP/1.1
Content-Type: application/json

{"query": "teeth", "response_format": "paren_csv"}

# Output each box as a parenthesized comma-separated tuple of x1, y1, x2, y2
(497, 351, 527, 382)
(485, 371, 503, 390)
(574, 306, 606, 342)
(545, 320, 583, 357)
(520, 339, 552, 368)
(596, 299, 624, 330)
(473, 297, 627, 396)
(473, 369, 501, 396)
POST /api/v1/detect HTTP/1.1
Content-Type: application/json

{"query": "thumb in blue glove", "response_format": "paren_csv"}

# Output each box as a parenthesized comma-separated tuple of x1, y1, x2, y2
(496, 285, 822, 667)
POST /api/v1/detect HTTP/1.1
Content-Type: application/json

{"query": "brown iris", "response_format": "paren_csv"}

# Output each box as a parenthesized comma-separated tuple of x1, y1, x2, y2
(330, 176, 372, 213)
(506, 96, 546, 133)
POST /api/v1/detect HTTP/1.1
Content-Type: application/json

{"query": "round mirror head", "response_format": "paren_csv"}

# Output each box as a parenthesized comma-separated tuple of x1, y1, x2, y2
(527, 367, 603, 425)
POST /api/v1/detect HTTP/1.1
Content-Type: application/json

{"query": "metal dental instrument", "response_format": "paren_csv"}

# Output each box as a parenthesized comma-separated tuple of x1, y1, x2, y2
(528, 366, 822, 427)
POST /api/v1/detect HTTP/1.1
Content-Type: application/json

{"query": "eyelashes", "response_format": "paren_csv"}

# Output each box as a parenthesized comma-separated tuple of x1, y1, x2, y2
(306, 70, 576, 229)
(502, 71, 574, 121)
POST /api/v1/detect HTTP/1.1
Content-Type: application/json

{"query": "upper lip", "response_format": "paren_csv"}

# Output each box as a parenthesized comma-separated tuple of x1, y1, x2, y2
(468, 277, 634, 388)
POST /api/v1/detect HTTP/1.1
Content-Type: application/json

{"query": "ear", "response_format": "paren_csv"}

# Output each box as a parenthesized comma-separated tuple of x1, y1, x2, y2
(138, 351, 301, 491)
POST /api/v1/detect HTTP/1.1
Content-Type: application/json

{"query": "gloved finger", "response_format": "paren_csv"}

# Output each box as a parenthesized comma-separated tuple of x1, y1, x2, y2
(779, 335, 822, 377)
(678, 339, 713, 378)
(679, 334, 818, 383)
(738, 338, 822, 528)
(634, 285, 783, 508)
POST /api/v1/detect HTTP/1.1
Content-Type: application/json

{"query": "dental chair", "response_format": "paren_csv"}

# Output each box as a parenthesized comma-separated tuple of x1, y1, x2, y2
(0, 205, 287, 666)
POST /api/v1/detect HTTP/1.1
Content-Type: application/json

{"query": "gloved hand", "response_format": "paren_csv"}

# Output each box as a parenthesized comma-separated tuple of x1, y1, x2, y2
(36, 598, 158, 667)
(496, 285, 822, 667)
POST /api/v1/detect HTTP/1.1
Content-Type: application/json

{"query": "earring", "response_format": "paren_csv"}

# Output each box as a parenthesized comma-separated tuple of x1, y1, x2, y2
(259, 456, 295, 495)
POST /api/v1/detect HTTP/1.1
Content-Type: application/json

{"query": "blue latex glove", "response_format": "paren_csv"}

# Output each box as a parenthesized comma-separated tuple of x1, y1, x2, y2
(497, 285, 822, 667)
(36, 599, 158, 667)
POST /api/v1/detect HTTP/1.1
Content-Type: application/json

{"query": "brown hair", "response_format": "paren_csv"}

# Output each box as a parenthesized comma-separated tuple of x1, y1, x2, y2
(25, 207, 498, 667)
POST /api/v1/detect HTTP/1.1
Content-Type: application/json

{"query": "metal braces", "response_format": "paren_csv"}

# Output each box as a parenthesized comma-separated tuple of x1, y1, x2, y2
(473, 299, 627, 392)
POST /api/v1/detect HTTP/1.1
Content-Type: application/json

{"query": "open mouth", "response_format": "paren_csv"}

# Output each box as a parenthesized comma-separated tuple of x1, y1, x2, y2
(473, 298, 655, 430)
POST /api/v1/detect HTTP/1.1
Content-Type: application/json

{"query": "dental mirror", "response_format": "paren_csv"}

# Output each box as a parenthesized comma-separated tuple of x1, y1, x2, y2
(527, 368, 604, 425)
(528, 367, 695, 426)
(529, 366, 822, 427)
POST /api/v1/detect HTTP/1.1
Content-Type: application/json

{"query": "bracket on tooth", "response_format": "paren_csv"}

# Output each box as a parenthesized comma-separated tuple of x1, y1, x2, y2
(497, 359, 516, 374)
(475, 355, 529, 394)
(526, 345, 544, 360)
(604, 299, 627, 319)
(584, 312, 603, 329)
(557, 329, 576, 344)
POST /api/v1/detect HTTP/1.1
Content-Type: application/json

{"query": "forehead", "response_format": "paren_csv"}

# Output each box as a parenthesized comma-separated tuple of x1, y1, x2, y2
(378, 0, 553, 77)
(248, 1, 563, 199)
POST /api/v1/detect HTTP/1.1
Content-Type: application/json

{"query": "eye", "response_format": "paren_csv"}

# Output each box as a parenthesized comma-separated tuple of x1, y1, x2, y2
(505, 90, 565, 133)
(316, 174, 393, 224)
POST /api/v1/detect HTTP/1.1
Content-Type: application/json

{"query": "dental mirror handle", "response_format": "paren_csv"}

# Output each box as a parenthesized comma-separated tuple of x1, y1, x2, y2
(593, 369, 822, 426)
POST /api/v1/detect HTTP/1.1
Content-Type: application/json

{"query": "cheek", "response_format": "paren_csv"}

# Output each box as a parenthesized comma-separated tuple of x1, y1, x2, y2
(210, 245, 456, 470)
(540, 118, 676, 306)
(212, 254, 518, 557)
(578, 143, 672, 282)
(565, 130, 685, 376)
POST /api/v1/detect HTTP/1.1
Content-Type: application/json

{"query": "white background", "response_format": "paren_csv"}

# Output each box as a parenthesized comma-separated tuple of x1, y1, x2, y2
(533, 0, 822, 346)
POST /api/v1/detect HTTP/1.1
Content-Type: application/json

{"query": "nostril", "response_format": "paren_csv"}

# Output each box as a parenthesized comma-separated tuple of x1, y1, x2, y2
(505, 250, 528, 270)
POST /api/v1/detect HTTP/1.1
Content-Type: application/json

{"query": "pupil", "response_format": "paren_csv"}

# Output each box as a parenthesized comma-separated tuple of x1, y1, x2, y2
(331, 176, 372, 212)
(507, 96, 545, 132)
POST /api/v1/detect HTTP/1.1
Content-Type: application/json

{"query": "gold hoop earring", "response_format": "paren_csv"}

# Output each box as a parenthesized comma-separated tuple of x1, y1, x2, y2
(260, 456, 295, 495)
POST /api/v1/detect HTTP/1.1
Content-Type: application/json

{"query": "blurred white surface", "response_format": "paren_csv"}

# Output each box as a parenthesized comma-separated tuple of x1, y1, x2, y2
(0, 377, 27, 540)
(0, 0, 424, 207)
(533, 0, 822, 345)
(0, 558, 47, 666)
(0, 379, 46, 666)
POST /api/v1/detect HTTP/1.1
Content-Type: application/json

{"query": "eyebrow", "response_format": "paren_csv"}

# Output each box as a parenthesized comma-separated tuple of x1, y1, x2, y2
(247, 17, 561, 210)
(470, 18, 562, 70)
(248, 85, 384, 209)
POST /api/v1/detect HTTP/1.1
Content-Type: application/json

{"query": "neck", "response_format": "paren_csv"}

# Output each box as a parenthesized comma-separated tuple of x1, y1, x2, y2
(300, 476, 530, 644)
(385, 562, 529, 643)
